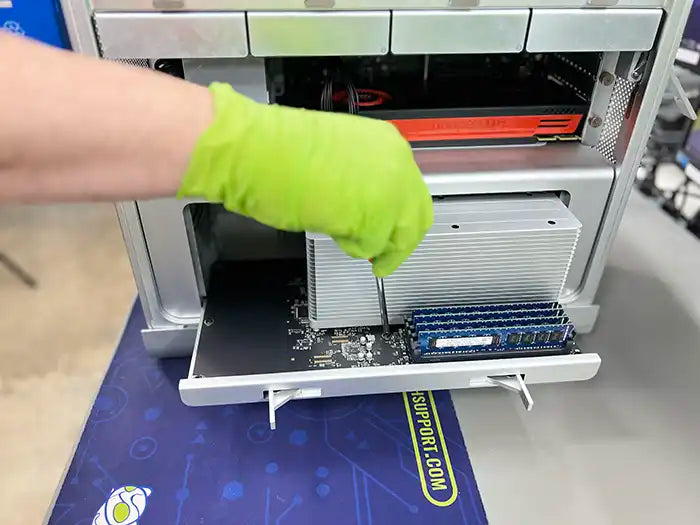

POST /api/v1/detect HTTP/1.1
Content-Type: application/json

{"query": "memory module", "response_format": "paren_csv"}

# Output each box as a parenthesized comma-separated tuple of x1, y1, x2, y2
(411, 302, 558, 316)
(413, 315, 569, 342)
(407, 302, 575, 362)
(411, 307, 568, 326)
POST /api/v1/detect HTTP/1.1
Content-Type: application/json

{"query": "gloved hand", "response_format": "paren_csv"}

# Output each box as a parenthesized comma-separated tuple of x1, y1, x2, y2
(178, 82, 433, 277)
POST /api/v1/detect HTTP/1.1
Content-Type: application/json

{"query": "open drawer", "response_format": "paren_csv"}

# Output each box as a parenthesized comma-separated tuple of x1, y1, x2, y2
(179, 259, 601, 428)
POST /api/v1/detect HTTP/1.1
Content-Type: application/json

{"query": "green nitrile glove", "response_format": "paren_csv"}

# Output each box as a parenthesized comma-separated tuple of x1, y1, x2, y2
(178, 82, 433, 277)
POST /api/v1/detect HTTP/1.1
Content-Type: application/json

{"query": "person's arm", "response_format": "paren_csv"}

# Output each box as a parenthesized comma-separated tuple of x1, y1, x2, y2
(0, 32, 213, 202)
(0, 32, 433, 276)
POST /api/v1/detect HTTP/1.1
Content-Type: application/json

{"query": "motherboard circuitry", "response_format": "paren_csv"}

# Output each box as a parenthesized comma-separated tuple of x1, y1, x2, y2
(191, 262, 410, 378)
(286, 278, 411, 370)
(191, 261, 577, 379)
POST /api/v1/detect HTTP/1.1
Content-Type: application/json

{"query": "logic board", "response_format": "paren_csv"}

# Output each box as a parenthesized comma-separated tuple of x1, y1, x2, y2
(287, 278, 410, 370)
(190, 261, 409, 379)
(190, 261, 575, 380)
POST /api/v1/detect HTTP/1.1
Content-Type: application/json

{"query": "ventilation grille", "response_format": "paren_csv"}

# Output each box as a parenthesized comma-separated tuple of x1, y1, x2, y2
(114, 58, 149, 68)
(307, 195, 582, 329)
(596, 77, 636, 163)
(93, 14, 149, 68)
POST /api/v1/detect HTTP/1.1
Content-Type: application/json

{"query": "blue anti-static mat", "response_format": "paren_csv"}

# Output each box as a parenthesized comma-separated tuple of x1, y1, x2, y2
(48, 303, 487, 525)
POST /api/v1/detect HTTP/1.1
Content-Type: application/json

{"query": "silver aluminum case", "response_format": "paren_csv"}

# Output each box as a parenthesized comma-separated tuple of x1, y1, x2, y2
(90, 0, 666, 11)
(91, 8, 665, 59)
(59, 0, 693, 401)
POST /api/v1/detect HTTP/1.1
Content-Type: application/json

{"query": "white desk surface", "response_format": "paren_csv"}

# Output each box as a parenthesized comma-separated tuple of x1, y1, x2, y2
(454, 192, 700, 525)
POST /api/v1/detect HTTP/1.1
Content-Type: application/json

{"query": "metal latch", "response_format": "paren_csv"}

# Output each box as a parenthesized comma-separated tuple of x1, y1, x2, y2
(486, 374, 534, 411)
(266, 388, 322, 430)
(669, 70, 698, 121)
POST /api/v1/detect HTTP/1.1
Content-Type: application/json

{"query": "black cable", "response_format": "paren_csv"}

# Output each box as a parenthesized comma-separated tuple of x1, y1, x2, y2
(320, 76, 332, 111)
(346, 80, 360, 115)
(327, 77, 334, 111)
(320, 67, 335, 112)
(324, 79, 332, 111)
(319, 64, 363, 115)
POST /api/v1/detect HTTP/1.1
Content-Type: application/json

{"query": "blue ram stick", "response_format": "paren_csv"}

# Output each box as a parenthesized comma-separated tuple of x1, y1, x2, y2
(412, 306, 567, 325)
(414, 321, 570, 349)
(413, 315, 569, 336)
(407, 301, 575, 362)
(411, 324, 574, 359)
(411, 302, 558, 317)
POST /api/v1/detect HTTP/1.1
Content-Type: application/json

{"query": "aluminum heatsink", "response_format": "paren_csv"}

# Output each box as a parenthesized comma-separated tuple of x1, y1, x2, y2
(306, 194, 581, 329)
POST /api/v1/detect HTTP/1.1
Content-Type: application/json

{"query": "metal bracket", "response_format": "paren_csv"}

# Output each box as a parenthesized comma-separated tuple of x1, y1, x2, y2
(486, 374, 534, 411)
(266, 388, 322, 430)
(669, 70, 698, 121)
(582, 52, 620, 147)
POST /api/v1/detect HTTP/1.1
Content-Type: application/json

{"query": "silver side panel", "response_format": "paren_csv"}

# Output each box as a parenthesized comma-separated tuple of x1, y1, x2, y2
(247, 11, 390, 57)
(527, 8, 662, 53)
(307, 195, 581, 329)
(391, 9, 528, 54)
(136, 199, 202, 323)
(94, 12, 249, 58)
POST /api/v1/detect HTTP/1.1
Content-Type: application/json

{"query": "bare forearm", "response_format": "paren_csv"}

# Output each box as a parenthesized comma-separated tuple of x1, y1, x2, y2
(0, 33, 213, 203)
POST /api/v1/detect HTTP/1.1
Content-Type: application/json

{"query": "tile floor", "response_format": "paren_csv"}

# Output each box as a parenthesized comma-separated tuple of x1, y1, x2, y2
(0, 203, 135, 525)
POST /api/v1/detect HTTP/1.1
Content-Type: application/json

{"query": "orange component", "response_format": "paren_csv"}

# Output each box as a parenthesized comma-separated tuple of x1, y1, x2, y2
(333, 89, 393, 107)
(387, 114, 583, 142)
